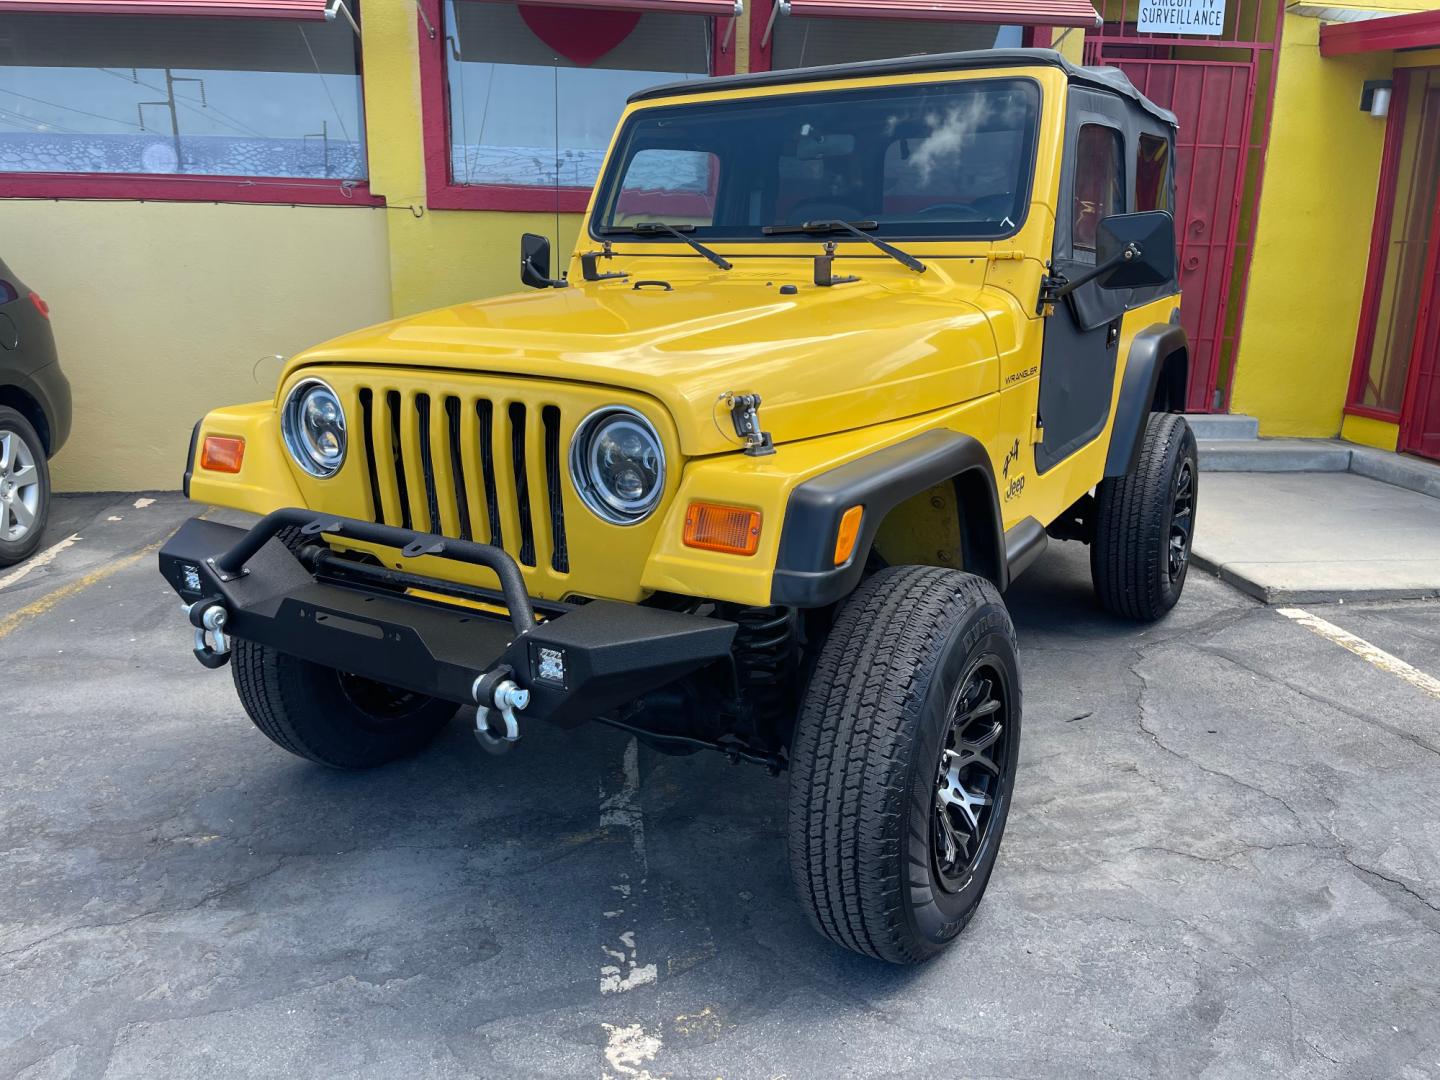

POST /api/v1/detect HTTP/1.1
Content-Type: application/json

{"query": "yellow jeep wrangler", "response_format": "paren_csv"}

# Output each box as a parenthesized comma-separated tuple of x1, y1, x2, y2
(160, 49, 1194, 964)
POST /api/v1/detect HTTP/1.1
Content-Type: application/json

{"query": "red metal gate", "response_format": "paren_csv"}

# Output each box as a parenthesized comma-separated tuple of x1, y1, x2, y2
(1084, 1, 1282, 412)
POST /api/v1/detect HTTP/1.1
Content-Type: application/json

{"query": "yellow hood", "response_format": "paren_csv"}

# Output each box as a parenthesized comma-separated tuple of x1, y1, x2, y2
(290, 260, 1004, 457)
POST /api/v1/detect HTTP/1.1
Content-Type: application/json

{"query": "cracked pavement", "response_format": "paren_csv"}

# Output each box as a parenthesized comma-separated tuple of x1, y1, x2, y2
(2, 492, 1438, 1079)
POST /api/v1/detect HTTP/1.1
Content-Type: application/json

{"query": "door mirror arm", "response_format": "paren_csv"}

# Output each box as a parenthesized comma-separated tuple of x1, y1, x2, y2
(1037, 242, 1141, 313)
(520, 232, 569, 289)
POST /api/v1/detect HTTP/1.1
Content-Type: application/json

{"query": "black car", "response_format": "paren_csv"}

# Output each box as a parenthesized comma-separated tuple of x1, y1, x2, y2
(0, 255, 70, 567)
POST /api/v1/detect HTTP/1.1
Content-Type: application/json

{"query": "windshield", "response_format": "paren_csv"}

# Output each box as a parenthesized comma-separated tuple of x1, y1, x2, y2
(592, 77, 1040, 242)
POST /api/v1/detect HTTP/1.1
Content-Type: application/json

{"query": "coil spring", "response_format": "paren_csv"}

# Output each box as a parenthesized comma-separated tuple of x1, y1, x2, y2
(732, 605, 795, 725)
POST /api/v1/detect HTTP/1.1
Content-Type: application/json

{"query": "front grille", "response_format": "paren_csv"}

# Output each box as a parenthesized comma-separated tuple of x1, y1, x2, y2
(357, 386, 568, 573)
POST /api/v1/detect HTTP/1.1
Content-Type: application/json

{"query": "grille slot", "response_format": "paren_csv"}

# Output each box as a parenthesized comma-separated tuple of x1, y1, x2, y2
(509, 402, 537, 568)
(543, 405, 569, 573)
(357, 387, 575, 577)
(444, 396, 472, 541)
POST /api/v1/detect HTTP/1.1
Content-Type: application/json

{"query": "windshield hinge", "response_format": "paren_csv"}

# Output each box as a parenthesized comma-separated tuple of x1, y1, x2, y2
(814, 242, 860, 288)
(1036, 272, 1067, 317)
(725, 392, 775, 457)
(581, 243, 629, 283)
(987, 249, 1025, 262)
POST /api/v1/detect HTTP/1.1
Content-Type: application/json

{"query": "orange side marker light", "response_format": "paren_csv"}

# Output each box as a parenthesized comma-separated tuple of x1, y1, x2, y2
(833, 504, 864, 566)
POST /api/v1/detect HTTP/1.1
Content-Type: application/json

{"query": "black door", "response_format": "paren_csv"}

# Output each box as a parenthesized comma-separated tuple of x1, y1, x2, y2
(1036, 95, 1129, 474)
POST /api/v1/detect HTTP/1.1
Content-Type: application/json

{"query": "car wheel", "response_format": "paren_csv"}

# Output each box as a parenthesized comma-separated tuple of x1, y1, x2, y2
(787, 565, 1022, 964)
(1091, 412, 1198, 621)
(231, 640, 458, 769)
(0, 405, 50, 568)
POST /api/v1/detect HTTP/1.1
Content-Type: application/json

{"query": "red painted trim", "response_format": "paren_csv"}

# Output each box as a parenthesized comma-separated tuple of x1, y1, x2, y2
(0, 171, 383, 205)
(419, 0, 729, 213)
(1023, 25, 1054, 47)
(0, 0, 327, 14)
(486, 0, 740, 13)
(1344, 403, 1402, 423)
(1320, 9, 1440, 58)
(1348, 69, 1411, 412)
(1397, 84, 1440, 456)
(782, 0, 1097, 27)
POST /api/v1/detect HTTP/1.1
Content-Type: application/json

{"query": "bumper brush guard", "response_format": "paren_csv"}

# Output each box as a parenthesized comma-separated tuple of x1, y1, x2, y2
(159, 509, 737, 748)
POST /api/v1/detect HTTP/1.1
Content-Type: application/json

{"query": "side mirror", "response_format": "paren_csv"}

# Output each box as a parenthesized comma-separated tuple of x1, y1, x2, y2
(520, 232, 567, 289)
(1096, 210, 1176, 290)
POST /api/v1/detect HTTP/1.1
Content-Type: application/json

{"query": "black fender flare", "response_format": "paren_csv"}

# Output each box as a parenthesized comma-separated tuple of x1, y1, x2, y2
(1104, 321, 1189, 478)
(770, 430, 1006, 608)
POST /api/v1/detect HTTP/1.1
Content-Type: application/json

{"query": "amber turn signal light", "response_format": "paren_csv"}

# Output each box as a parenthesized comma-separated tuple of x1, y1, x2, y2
(683, 501, 761, 556)
(200, 435, 245, 474)
(833, 504, 864, 566)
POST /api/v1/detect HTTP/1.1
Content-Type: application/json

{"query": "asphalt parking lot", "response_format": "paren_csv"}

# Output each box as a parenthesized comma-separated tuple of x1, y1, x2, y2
(3, 492, 1439, 1080)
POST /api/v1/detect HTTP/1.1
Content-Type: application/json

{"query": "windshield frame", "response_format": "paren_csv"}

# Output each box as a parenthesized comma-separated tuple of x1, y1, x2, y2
(588, 74, 1045, 247)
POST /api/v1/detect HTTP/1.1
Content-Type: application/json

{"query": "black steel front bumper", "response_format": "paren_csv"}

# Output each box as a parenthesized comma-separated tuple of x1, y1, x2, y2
(158, 509, 737, 728)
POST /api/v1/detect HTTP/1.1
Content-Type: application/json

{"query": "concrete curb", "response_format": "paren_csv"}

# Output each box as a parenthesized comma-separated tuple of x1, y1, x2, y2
(1188, 548, 1440, 605)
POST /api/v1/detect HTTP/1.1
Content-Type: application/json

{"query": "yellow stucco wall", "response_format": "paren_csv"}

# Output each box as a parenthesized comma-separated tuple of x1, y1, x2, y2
(1341, 412, 1401, 451)
(1229, 5, 1420, 437)
(0, 200, 390, 491)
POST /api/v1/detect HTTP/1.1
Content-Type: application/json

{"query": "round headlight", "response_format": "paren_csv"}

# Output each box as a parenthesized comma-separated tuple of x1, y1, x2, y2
(570, 407, 666, 525)
(281, 378, 347, 478)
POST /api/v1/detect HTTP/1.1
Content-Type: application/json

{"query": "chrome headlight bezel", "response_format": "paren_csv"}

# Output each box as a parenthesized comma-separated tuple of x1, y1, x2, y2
(281, 377, 348, 479)
(569, 406, 666, 526)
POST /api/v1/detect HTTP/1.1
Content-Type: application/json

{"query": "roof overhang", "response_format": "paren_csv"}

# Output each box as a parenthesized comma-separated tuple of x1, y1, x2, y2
(773, 0, 1099, 27)
(0, 0, 332, 15)
(1319, 7, 1440, 56)
(472, 0, 742, 15)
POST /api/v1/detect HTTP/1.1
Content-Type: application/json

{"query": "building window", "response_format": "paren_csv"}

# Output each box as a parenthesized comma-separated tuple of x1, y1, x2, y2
(0, 11, 366, 182)
(769, 16, 1022, 69)
(1072, 123, 1124, 256)
(1136, 132, 1170, 213)
(438, 2, 712, 203)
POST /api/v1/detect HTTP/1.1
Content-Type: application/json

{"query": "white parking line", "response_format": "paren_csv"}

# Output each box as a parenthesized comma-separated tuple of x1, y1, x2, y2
(0, 533, 79, 592)
(1278, 607, 1440, 700)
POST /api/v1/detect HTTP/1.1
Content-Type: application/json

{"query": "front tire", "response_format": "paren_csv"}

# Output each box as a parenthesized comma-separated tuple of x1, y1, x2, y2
(787, 566, 1021, 964)
(0, 406, 50, 568)
(1091, 412, 1197, 621)
(231, 641, 458, 769)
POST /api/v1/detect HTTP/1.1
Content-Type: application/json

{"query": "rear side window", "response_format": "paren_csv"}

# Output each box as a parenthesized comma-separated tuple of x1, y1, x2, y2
(1072, 124, 1125, 256)
(0, 280, 17, 304)
(1137, 133, 1172, 212)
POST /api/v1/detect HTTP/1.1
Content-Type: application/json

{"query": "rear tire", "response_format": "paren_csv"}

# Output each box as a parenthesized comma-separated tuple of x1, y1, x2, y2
(787, 565, 1021, 964)
(1091, 412, 1197, 622)
(0, 406, 50, 568)
(231, 641, 457, 769)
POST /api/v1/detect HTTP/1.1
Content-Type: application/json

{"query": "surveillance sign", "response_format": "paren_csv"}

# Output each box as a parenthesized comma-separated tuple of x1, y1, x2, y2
(1137, 0, 1225, 35)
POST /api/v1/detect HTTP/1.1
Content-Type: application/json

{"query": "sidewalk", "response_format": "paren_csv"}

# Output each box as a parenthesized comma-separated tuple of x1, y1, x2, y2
(1190, 419, 1440, 604)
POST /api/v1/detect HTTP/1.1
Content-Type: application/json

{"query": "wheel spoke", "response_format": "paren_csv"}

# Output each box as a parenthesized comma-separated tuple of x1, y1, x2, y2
(8, 463, 36, 490)
(10, 497, 34, 530)
(0, 433, 11, 476)
(0, 501, 10, 538)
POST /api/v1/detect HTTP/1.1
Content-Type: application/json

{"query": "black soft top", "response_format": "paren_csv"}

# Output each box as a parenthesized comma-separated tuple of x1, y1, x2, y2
(628, 48, 1178, 128)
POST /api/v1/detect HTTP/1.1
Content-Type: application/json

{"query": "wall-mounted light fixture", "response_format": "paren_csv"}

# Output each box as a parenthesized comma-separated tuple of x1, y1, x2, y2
(1361, 79, 1393, 119)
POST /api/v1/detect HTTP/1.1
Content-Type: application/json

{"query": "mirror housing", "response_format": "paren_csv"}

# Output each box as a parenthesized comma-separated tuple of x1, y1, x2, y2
(1096, 210, 1176, 290)
(521, 232, 567, 289)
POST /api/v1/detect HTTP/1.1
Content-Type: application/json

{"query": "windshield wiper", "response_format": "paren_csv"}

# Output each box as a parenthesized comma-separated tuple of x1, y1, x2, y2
(762, 219, 926, 274)
(601, 222, 733, 271)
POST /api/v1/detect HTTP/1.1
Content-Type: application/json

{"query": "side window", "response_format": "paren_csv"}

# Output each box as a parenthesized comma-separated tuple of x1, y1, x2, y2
(1137, 133, 1172, 213)
(1072, 124, 1125, 257)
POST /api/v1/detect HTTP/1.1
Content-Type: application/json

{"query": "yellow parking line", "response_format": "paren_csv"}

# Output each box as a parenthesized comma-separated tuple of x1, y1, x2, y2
(0, 508, 213, 642)
(1277, 607, 1440, 701)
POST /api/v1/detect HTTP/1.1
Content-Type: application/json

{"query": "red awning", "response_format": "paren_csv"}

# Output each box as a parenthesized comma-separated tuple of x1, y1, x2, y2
(486, 0, 742, 15)
(0, 0, 330, 16)
(1320, 8, 1440, 57)
(779, 0, 1098, 27)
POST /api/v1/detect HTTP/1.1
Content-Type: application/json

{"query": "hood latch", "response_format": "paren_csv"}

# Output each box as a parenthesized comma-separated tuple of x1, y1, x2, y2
(725, 392, 775, 457)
